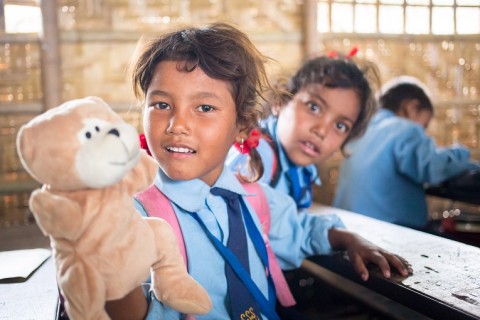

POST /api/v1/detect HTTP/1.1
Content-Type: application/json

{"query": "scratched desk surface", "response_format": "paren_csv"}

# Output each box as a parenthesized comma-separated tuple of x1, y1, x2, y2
(0, 256, 58, 319)
(309, 204, 480, 319)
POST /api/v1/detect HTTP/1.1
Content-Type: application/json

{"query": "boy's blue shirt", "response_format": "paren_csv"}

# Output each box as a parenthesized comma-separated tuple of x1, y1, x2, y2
(333, 108, 480, 228)
(135, 166, 344, 319)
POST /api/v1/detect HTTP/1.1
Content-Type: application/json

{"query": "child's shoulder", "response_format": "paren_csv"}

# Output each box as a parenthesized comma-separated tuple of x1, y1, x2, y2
(245, 181, 296, 211)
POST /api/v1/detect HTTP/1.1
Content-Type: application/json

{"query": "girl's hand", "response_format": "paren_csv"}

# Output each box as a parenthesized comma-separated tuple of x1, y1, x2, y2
(328, 228, 413, 281)
(105, 286, 147, 320)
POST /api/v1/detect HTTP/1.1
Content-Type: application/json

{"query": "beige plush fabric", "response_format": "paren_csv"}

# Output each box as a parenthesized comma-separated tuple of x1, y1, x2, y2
(16, 97, 211, 320)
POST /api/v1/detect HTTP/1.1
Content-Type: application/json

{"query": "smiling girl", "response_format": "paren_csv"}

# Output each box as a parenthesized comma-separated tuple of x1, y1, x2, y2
(105, 25, 410, 320)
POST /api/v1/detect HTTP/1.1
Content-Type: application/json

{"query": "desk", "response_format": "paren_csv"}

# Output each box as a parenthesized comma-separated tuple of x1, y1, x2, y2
(2, 210, 480, 320)
(306, 204, 480, 320)
(426, 186, 480, 206)
(0, 256, 58, 319)
(425, 169, 480, 206)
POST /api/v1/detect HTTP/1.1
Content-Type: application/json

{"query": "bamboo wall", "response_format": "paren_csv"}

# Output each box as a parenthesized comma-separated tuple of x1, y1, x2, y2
(0, 0, 478, 226)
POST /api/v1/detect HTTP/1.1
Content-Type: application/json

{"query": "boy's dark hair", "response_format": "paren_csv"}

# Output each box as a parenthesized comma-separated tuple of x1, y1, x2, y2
(380, 82, 433, 115)
(266, 55, 379, 154)
(129, 22, 271, 182)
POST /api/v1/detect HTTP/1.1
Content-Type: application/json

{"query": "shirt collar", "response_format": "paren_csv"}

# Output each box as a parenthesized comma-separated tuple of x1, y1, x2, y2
(263, 115, 321, 186)
(154, 166, 249, 212)
(373, 108, 396, 124)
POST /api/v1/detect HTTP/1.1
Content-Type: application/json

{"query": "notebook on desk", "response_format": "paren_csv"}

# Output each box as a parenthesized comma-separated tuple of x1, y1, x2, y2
(0, 248, 51, 282)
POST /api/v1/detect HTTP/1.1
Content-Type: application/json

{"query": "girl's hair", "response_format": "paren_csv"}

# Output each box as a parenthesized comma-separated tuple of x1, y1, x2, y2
(265, 55, 380, 154)
(379, 82, 433, 115)
(129, 22, 271, 182)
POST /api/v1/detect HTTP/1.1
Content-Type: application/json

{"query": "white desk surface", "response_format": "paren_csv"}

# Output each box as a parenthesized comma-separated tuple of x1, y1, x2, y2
(0, 256, 58, 319)
(308, 204, 480, 319)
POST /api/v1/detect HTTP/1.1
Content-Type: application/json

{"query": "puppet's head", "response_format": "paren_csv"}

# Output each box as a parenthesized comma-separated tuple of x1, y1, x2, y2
(17, 96, 140, 191)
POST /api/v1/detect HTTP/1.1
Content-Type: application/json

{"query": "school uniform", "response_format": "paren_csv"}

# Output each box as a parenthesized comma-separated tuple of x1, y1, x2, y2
(227, 116, 342, 318)
(333, 108, 480, 229)
(135, 166, 344, 320)
(226, 115, 321, 210)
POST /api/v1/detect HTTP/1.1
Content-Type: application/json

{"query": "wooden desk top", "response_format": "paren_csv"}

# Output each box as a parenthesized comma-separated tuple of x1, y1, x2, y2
(0, 256, 58, 319)
(307, 204, 480, 320)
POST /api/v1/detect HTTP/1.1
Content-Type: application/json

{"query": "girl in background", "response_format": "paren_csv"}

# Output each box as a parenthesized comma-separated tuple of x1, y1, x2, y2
(227, 52, 378, 211)
(226, 52, 385, 318)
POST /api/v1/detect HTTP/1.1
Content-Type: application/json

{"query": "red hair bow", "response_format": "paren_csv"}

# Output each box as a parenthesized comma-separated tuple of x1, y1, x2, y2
(139, 133, 152, 156)
(234, 129, 261, 154)
(348, 47, 358, 58)
(327, 47, 358, 59)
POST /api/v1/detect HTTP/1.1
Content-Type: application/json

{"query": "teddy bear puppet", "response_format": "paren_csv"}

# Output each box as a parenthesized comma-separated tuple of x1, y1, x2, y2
(16, 96, 211, 320)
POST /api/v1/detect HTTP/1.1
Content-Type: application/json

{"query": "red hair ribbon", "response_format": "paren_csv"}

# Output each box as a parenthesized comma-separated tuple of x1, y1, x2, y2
(348, 47, 358, 58)
(327, 50, 338, 58)
(139, 133, 152, 156)
(327, 46, 358, 59)
(234, 129, 261, 154)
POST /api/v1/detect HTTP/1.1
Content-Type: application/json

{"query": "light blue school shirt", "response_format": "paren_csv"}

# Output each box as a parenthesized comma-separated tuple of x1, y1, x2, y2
(226, 115, 321, 209)
(333, 108, 480, 229)
(135, 166, 344, 320)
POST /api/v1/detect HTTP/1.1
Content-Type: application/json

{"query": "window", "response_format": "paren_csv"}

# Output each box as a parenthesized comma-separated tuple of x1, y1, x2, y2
(318, 0, 480, 34)
(4, 1, 42, 34)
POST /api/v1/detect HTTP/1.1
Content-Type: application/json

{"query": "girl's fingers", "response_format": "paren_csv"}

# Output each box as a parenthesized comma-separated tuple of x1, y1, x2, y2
(351, 253, 370, 281)
(387, 254, 413, 276)
(369, 252, 392, 278)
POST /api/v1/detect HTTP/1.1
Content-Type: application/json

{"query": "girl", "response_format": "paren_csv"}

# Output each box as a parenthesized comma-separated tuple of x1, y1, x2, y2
(226, 52, 387, 318)
(107, 23, 411, 320)
(227, 53, 378, 210)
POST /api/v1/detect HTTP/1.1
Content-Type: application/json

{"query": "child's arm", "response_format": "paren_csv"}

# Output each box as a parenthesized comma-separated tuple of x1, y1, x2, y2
(105, 286, 147, 320)
(262, 185, 412, 280)
(394, 125, 479, 185)
(328, 227, 412, 281)
(29, 188, 83, 239)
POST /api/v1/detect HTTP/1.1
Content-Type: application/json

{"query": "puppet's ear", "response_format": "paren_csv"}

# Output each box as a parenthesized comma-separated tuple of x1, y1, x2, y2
(16, 124, 37, 180)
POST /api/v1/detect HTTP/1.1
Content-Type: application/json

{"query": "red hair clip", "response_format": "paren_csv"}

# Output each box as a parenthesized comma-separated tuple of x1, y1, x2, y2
(234, 129, 261, 154)
(139, 133, 152, 156)
(327, 50, 339, 58)
(347, 47, 358, 58)
(327, 46, 358, 59)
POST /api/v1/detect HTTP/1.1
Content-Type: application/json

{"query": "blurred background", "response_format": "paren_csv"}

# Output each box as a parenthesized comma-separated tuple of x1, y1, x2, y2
(0, 0, 479, 231)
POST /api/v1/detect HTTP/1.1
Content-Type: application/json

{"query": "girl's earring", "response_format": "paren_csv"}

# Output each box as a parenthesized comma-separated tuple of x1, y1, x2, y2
(239, 138, 245, 153)
(272, 105, 281, 116)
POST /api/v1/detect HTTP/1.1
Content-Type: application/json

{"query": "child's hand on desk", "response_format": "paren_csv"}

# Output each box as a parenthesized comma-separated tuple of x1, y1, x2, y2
(328, 228, 413, 281)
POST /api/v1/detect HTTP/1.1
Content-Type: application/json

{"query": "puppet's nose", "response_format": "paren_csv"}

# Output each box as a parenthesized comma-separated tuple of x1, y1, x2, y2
(108, 128, 120, 137)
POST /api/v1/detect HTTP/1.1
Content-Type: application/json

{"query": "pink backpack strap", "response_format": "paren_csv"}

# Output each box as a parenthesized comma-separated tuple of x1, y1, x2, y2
(241, 182, 296, 307)
(136, 182, 296, 308)
(135, 185, 187, 266)
(136, 185, 195, 320)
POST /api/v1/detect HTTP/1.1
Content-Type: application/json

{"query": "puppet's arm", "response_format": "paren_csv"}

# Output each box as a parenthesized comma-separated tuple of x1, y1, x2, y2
(29, 188, 83, 240)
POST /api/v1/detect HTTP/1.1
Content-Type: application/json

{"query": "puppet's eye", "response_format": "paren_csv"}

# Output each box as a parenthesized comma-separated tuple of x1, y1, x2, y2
(77, 118, 109, 144)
